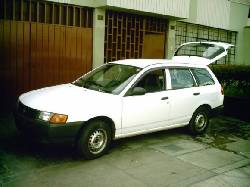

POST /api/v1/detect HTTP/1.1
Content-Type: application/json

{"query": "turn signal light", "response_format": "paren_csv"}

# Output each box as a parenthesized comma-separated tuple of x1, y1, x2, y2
(49, 114, 68, 124)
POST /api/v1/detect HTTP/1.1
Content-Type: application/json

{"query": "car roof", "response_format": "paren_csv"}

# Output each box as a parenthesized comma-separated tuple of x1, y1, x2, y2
(110, 59, 207, 69)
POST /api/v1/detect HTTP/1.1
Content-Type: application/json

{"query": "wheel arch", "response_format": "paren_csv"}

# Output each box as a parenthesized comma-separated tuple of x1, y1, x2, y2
(75, 116, 116, 144)
(188, 104, 212, 135)
(194, 104, 212, 116)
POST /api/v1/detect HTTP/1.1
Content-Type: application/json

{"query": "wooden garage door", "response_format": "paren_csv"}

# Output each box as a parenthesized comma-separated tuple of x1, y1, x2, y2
(0, 1, 93, 110)
(0, 20, 92, 109)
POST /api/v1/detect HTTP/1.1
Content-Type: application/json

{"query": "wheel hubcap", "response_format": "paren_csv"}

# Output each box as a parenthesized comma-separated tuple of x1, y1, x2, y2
(88, 129, 107, 154)
(195, 113, 206, 129)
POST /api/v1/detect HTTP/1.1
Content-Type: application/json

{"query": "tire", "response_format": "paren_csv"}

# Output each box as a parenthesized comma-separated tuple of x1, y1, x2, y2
(188, 107, 210, 135)
(77, 120, 111, 159)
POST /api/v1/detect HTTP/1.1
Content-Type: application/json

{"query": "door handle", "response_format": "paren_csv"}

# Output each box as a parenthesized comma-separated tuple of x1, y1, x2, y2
(193, 92, 200, 96)
(161, 97, 169, 100)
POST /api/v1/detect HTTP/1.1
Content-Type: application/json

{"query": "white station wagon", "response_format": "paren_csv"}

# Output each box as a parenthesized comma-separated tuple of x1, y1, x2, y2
(15, 42, 232, 159)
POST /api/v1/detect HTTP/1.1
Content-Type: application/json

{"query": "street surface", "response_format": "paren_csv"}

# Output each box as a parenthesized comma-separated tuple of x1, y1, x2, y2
(0, 114, 250, 187)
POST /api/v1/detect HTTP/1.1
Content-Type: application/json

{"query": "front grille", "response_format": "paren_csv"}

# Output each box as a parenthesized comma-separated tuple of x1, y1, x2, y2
(18, 101, 40, 119)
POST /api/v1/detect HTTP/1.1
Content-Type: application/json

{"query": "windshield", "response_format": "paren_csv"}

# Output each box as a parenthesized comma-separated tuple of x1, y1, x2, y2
(73, 63, 141, 95)
(175, 43, 225, 60)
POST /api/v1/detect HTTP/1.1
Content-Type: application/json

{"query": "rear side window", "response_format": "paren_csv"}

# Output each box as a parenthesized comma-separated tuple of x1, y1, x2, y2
(169, 68, 195, 89)
(192, 68, 215, 86)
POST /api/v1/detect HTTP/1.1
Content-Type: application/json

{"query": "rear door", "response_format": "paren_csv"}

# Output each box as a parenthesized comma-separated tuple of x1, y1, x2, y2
(191, 67, 223, 108)
(166, 67, 200, 125)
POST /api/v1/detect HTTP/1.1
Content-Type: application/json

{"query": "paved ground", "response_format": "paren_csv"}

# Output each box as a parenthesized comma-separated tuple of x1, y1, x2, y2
(0, 114, 250, 187)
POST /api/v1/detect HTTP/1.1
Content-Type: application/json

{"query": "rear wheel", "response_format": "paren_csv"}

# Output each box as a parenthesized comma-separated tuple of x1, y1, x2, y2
(77, 120, 111, 159)
(188, 107, 210, 135)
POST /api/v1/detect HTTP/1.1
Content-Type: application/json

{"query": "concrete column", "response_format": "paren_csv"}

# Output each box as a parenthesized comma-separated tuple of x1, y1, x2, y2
(242, 27, 250, 65)
(229, 2, 249, 64)
(165, 21, 176, 59)
(93, 8, 106, 69)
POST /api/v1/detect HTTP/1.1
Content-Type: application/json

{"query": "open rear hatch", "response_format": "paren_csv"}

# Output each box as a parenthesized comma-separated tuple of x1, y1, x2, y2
(172, 42, 234, 65)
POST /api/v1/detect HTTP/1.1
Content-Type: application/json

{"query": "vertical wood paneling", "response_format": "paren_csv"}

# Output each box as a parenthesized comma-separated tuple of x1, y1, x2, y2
(65, 27, 71, 82)
(86, 28, 92, 72)
(36, 23, 43, 89)
(30, 23, 37, 90)
(81, 28, 87, 73)
(1, 20, 92, 109)
(54, 25, 61, 84)
(10, 21, 17, 102)
(48, 24, 55, 85)
(16, 22, 24, 97)
(76, 28, 83, 77)
(42, 24, 49, 87)
(107, 0, 190, 18)
(23, 22, 30, 91)
(70, 27, 77, 80)
(59, 26, 66, 82)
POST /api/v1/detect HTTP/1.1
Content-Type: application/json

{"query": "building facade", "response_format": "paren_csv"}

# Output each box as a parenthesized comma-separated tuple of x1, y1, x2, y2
(0, 0, 250, 107)
(45, 0, 250, 66)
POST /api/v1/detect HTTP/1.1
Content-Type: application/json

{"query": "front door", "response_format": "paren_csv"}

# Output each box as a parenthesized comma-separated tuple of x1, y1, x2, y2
(121, 68, 170, 135)
(142, 33, 165, 59)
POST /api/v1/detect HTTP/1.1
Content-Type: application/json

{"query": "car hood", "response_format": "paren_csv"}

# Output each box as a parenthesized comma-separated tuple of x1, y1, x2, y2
(19, 84, 113, 115)
(172, 42, 234, 65)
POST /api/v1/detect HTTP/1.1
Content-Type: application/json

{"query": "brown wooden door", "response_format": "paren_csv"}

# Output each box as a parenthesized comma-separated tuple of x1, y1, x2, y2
(142, 33, 165, 59)
(104, 11, 167, 63)
(0, 20, 93, 109)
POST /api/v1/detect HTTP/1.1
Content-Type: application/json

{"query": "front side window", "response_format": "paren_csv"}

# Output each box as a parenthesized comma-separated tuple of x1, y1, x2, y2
(169, 68, 195, 89)
(73, 64, 141, 94)
(134, 69, 166, 93)
(192, 68, 215, 86)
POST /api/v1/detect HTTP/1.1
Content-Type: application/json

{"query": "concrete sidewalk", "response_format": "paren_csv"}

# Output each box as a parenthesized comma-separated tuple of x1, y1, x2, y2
(0, 115, 250, 187)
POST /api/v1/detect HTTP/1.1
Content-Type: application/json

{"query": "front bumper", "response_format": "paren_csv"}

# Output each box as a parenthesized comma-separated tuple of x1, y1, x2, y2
(14, 108, 83, 145)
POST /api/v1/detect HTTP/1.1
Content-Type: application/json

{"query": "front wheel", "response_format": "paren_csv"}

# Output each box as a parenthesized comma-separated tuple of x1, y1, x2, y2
(188, 107, 210, 135)
(77, 120, 111, 159)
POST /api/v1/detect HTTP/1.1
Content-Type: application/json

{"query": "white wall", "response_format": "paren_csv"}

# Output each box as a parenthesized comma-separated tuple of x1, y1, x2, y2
(93, 8, 106, 68)
(106, 0, 190, 18)
(243, 27, 250, 65)
(196, 0, 230, 30)
(185, 0, 231, 30)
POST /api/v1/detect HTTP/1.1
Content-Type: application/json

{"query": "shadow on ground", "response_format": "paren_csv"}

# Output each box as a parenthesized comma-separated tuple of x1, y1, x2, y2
(224, 96, 250, 122)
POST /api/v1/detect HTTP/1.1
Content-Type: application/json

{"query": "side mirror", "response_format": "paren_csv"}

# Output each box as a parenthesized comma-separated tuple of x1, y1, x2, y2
(131, 87, 146, 96)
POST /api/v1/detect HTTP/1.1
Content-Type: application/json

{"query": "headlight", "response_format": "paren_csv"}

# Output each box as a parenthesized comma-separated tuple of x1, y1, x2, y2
(38, 112, 68, 124)
(38, 111, 53, 121)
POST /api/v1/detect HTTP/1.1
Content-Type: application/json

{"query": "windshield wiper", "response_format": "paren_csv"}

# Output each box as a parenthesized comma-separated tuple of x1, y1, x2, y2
(83, 80, 112, 93)
(83, 80, 101, 88)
